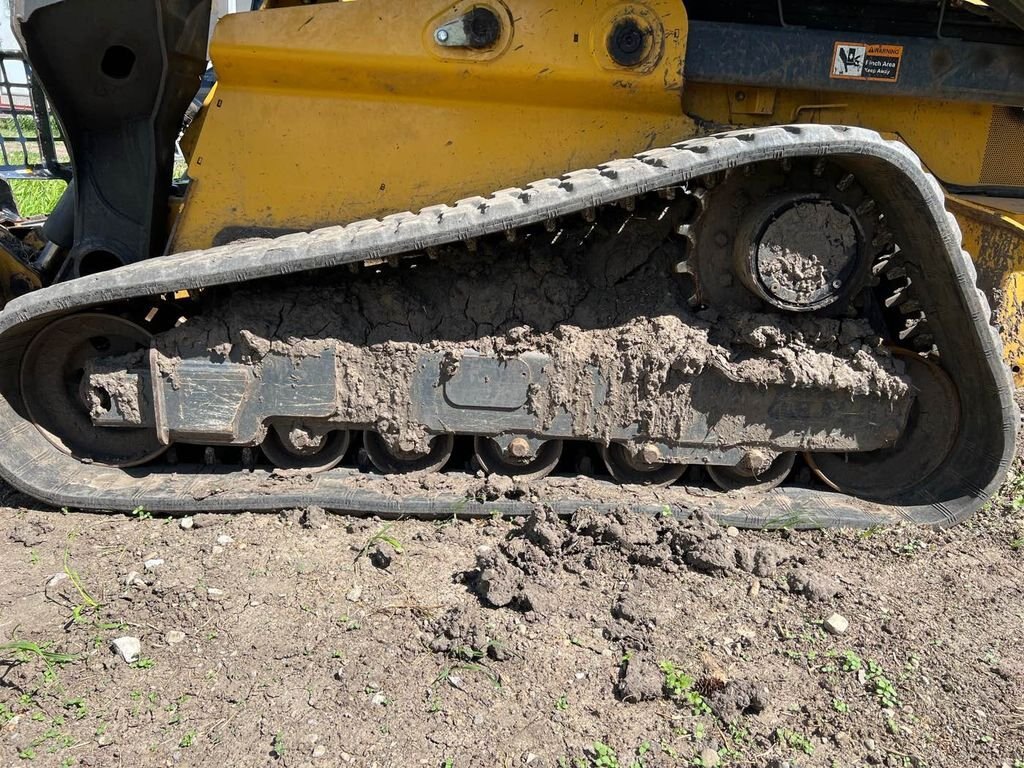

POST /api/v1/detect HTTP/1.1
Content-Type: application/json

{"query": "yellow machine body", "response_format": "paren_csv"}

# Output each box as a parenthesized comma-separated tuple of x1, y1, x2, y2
(175, 0, 1024, 382)
(173, 0, 692, 251)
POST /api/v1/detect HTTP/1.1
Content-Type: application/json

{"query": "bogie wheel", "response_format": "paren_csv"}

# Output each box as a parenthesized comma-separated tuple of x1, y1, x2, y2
(20, 313, 167, 467)
(473, 436, 563, 481)
(599, 443, 686, 487)
(363, 430, 455, 474)
(707, 452, 796, 492)
(805, 350, 960, 500)
(261, 423, 351, 472)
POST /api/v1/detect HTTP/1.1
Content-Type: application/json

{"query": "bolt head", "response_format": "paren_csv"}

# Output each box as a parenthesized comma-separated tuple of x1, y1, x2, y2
(507, 437, 532, 460)
(740, 449, 772, 474)
(435, 28, 449, 43)
(640, 443, 662, 465)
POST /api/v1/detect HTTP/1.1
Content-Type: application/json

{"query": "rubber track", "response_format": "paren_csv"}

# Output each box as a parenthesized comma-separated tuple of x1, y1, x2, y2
(0, 125, 1015, 527)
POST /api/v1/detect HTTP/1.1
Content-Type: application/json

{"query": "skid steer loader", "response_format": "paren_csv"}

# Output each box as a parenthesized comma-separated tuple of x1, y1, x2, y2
(0, 0, 1020, 527)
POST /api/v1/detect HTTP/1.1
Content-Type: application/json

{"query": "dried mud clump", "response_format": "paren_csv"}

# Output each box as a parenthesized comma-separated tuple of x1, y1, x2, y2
(786, 568, 844, 601)
(471, 506, 791, 615)
(424, 607, 509, 662)
(615, 654, 664, 703)
(707, 679, 771, 721)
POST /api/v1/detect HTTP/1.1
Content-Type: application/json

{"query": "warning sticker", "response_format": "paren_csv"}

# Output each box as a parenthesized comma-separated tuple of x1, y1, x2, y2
(831, 42, 903, 82)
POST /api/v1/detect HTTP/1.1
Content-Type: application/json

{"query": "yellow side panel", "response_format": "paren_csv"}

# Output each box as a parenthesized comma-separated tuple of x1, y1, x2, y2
(685, 84, 995, 188)
(948, 197, 1024, 386)
(172, 0, 693, 252)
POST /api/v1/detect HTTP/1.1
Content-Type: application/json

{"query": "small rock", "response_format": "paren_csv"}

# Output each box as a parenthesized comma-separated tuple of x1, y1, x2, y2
(165, 630, 186, 645)
(346, 585, 362, 602)
(823, 613, 850, 635)
(699, 748, 721, 767)
(368, 543, 392, 569)
(725, 526, 740, 538)
(334, 668, 345, 681)
(216, 534, 234, 546)
(96, 733, 114, 747)
(111, 636, 141, 663)
(123, 571, 145, 588)
(747, 580, 761, 598)
(370, 691, 387, 706)
(312, 745, 327, 758)
(207, 587, 225, 601)
(211, 545, 224, 555)
(301, 506, 328, 529)
(864, 738, 876, 751)
(179, 517, 194, 530)
(143, 558, 164, 571)
(47, 572, 68, 588)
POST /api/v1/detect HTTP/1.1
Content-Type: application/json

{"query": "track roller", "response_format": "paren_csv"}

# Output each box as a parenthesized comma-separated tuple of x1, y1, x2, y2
(707, 452, 796, 492)
(599, 443, 686, 487)
(363, 431, 455, 474)
(261, 422, 351, 472)
(473, 436, 562, 481)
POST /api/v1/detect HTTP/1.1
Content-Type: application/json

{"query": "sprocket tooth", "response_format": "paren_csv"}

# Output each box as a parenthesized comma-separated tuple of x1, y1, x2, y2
(911, 333, 936, 351)
(899, 314, 927, 340)
(856, 199, 878, 216)
(813, 158, 828, 177)
(582, 207, 596, 223)
(675, 223, 696, 245)
(836, 172, 855, 191)
(544, 218, 558, 233)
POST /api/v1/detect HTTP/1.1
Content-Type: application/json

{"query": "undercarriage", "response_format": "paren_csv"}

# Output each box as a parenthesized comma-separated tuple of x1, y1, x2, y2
(0, 125, 1014, 527)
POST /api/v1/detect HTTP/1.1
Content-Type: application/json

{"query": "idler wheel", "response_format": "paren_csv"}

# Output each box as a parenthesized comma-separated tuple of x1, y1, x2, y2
(599, 442, 686, 487)
(363, 431, 454, 474)
(806, 350, 960, 501)
(20, 313, 167, 467)
(473, 436, 562, 481)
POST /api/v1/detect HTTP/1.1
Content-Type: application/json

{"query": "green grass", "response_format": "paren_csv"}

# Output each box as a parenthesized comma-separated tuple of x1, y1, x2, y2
(0, 640, 77, 666)
(8, 178, 65, 217)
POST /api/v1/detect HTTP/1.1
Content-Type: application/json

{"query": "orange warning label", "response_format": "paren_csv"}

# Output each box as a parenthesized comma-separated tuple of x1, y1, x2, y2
(831, 42, 903, 82)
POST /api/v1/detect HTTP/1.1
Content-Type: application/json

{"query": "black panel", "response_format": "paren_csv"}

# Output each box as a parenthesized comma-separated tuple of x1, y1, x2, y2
(686, 21, 1024, 106)
(685, 0, 1024, 46)
(15, 0, 211, 278)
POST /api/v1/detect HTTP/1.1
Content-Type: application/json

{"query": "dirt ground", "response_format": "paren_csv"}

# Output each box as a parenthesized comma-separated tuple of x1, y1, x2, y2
(0, 462, 1022, 768)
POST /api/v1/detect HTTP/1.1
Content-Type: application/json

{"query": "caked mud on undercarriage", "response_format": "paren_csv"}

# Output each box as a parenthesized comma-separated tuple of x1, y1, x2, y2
(0, 126, 1015, 527)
